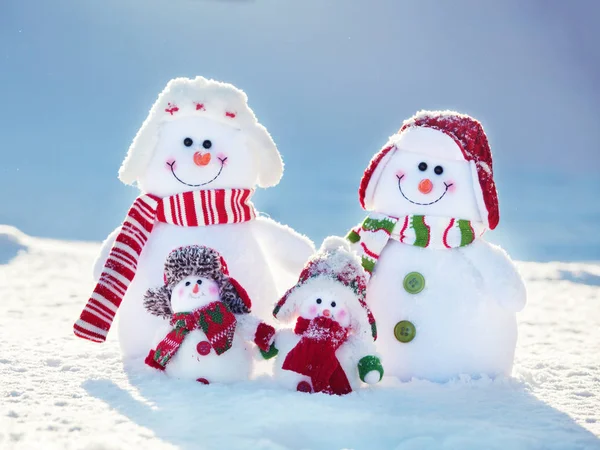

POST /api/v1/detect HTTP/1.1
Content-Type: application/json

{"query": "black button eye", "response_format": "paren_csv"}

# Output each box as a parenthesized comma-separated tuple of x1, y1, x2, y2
(197, 280, 202, 285)
(434, 165, 444, 175)
(331, 302, 336, 308)
(185, 281, 191, 286)
(183, 138, 193, 147)
(418, 162, 428, 171)
(316, 298, 322, 304)
(202, 140, 212, 149)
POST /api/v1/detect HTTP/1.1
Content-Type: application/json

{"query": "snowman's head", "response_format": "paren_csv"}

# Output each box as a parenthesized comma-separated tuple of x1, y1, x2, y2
(169, 275, 220, 314)
(143, 245, 252, 318)
(295, 278, 354, 328)
(273, 236, 377, 340)
(118, 77, 283, 197)
(359, 111, 500, 229)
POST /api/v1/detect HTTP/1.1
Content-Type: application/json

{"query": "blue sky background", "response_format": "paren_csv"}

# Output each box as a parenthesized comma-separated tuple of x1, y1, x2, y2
(1, 0, 599, 261)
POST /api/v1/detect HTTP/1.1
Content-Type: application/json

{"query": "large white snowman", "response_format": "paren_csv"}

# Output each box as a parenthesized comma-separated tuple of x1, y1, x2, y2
(348, 110, 526, 382)
(73, 76, 314, 359)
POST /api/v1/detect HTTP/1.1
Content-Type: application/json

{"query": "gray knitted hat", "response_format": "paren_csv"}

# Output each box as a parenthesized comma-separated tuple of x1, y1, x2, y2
(143, 245, 252, 317)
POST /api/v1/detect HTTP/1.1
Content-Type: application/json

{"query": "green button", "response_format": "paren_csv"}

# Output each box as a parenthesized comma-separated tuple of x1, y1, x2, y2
(403, 272, 425, 294)
(394, 320, 416, 343)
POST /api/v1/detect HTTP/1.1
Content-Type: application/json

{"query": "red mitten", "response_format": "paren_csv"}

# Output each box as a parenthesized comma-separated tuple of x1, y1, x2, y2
(254, 323, 276, 352)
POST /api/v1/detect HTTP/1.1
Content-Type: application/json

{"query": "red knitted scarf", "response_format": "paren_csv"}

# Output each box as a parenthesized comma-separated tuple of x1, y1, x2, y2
(282, 316, 352, 395)
(73, 189, 255, 343)
(145, 301, 237, 370)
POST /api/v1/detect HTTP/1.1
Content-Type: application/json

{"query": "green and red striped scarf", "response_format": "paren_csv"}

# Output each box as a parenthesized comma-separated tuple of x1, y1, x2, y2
(147, 301, 237, 369)
(347, 213, 485, 273)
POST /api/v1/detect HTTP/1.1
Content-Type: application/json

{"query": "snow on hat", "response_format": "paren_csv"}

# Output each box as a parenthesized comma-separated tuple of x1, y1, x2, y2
(358, 110, 500, 230)
(143, 245, 251, 317)
(119, 76, 283, 189)
(273, 236, 377, 341)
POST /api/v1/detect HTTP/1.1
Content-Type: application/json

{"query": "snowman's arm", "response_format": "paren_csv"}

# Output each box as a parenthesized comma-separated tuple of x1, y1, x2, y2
(346, 335, 384, 385)
(253, 216, 315, 277)
(463, 241, 527, 312)
(92, 226, 121, 281)
(235, 314, 276, 352)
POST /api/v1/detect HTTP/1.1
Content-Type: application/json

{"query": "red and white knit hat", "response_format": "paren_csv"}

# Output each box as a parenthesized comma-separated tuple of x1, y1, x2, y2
(273, 237, 377, 341)
(119, 76, 283, 189)
(358, 110, 499, 230)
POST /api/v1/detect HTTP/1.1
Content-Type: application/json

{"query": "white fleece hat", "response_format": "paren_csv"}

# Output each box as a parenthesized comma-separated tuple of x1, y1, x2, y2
(118, 76, 283, 189)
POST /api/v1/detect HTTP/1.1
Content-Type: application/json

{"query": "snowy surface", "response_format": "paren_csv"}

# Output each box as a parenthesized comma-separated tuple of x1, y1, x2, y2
(1, 227, 599, 449)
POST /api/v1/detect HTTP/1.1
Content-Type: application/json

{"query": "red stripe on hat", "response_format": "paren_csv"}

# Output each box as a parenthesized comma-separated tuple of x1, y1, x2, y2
(358, 145, 394, 210)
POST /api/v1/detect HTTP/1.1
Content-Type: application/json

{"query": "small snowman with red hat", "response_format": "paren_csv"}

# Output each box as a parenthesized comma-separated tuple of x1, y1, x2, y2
(143, 245, 275, 383)
(348, 110, 526, 382)
(269, 237, 383, 395)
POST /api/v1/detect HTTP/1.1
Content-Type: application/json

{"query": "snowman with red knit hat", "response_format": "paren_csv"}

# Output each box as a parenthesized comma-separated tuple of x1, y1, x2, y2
(269, 237, 384, 395)
(348, 110, 526, 382)
(143, 245, 275, 383)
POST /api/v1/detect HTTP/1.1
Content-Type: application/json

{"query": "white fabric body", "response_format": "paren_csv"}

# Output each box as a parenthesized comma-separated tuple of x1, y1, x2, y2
(364, 238, 526, 382)
(154, 326, 253, 383)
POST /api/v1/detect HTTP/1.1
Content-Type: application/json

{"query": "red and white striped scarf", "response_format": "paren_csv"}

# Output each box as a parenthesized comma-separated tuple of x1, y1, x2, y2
(73, 189, 256, 343)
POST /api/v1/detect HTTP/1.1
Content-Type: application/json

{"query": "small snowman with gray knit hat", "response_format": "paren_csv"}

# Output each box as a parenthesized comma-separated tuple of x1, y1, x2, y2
(143, 245, 275, 384)
(268, 237, 383, 395)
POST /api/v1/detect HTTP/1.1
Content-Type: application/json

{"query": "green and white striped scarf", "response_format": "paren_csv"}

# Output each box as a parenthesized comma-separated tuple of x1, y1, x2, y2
(347, 213, 486, 273)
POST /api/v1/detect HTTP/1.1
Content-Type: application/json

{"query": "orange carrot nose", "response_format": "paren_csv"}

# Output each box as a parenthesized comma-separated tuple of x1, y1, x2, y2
(192, 284, 199, 294)
(193, 152, 212, 166)
(322, 309, 331, 317)
(418, 178, 433, 194)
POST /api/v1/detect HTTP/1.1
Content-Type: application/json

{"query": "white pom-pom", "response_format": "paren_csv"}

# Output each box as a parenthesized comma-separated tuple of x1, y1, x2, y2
(364, 370, 382, 385)
(319, 236, 350, 253)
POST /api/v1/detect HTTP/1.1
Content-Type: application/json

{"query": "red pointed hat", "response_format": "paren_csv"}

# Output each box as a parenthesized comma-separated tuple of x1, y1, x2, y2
(358, 110, 500, 230)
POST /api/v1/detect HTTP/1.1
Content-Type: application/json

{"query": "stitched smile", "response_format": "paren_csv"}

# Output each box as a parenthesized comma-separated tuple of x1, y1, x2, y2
(397, 175, 453, 206)
(167, 157, 227, 187)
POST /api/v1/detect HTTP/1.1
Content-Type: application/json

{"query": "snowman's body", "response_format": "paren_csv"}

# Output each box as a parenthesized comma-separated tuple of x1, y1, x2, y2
(368, 239, 519, 382)
(270, 255, 383, 394)
(352, 113, 526, 382)
(273, 330, 368, 391)
(101, 219, 281, 358)
(153, 323, 252, 382)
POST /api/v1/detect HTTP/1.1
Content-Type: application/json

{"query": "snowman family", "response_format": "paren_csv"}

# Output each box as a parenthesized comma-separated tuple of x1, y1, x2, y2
(73, 76, 526, 393)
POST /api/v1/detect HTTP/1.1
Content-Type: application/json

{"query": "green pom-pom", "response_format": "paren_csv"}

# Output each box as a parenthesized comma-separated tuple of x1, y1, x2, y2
(260, 343, 279, 360)
(358, 355, 383, 383)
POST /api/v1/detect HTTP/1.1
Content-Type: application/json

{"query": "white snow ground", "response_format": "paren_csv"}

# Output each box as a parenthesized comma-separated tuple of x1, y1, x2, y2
(1, 226, 599, 450)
